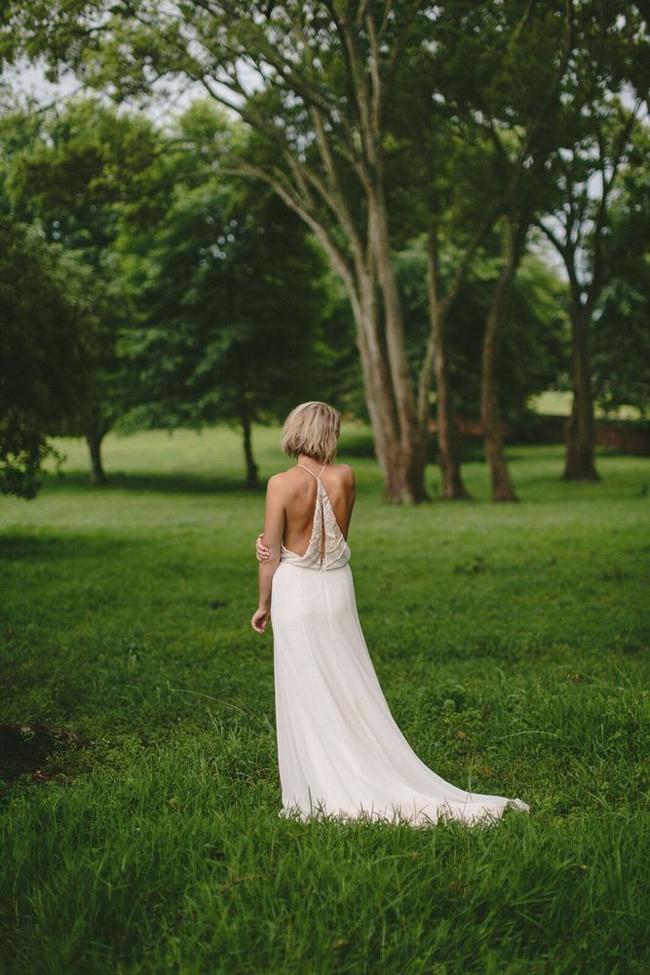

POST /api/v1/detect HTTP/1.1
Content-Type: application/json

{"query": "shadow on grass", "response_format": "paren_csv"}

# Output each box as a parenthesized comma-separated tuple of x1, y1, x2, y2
(0, 723, 95, 785)
(0, 532, 152, 561)
(43, 470, 266, 496)
(42, 467, 384, 498)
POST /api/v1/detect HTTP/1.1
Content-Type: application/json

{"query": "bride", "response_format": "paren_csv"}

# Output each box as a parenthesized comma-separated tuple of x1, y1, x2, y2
(250, 401, 529, 827)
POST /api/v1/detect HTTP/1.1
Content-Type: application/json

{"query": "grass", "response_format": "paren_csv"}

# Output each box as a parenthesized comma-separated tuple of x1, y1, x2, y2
(1, 424, 649, 974)
(528, 390, 642, 420)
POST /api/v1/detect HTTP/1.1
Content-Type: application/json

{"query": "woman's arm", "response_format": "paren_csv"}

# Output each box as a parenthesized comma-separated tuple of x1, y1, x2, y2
(250, 475, 285, 634)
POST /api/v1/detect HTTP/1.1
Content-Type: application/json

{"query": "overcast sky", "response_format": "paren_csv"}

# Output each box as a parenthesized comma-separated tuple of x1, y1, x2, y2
(4, 58, 203, 124)
(6, 61, 80, 103)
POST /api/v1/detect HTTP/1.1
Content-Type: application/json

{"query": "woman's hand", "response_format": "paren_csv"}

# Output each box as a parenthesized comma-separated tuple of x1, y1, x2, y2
(255, 532, 271, 562)
(251, 606, 271, 633)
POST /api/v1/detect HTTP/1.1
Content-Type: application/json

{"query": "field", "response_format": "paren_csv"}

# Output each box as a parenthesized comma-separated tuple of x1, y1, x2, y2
(1, 425, 649, 974)
(527, 390, 642, 419)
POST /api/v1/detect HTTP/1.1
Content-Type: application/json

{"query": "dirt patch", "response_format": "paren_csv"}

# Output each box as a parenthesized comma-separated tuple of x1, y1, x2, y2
(0, 723, 95, 785)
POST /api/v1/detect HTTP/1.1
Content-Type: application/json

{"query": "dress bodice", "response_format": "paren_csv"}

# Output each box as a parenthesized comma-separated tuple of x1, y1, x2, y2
(280, 464, 351, 571)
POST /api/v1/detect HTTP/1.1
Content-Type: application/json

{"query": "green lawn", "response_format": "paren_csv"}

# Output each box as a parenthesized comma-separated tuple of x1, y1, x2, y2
(528, 390, 642, 420)
(1, 425, 649, 974)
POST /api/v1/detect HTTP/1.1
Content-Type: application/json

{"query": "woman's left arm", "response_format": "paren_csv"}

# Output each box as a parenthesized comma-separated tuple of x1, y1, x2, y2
(251, 475, 285, 634)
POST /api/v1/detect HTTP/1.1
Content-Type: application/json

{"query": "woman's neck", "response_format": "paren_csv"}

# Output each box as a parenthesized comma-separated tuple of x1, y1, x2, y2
(297, 455, 327, 474)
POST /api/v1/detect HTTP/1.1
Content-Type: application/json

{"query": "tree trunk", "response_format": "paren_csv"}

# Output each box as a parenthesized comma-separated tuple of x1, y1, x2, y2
(352, 297, 412, 503)
(367, 183, 428, 504)
(563, 303, 600, 481)
(324, 195, 426, 504)
(433, 325, 470, 500)
(241, 406, 259, 489)
(86, 431, 107, 486)
(481, 216, 521, 502)
(422, 230, 471, 500)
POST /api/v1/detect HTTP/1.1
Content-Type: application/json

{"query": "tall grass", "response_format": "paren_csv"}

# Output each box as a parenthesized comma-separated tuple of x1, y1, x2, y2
(1, 425, 649, 974)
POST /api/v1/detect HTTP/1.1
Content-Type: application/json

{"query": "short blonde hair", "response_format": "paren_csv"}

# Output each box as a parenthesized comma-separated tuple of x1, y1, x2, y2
(281, 401, 341, 463)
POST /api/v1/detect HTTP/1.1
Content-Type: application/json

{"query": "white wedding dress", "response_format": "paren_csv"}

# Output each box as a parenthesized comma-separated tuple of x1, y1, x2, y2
(270, 464, 530, 827)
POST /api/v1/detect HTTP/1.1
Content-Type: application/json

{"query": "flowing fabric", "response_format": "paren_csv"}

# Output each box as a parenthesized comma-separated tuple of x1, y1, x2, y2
(270, 464, 530, 827)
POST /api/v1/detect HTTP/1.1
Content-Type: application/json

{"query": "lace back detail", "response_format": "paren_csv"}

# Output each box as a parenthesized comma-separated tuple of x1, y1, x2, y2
(280, 466, 351, 571)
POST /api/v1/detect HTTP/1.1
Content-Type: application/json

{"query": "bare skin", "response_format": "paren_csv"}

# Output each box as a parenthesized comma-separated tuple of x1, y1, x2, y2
(250, 454, 356, 634)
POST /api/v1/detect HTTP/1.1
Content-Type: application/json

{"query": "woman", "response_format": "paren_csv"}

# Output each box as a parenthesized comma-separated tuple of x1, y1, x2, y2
(251, 401, 529, 826)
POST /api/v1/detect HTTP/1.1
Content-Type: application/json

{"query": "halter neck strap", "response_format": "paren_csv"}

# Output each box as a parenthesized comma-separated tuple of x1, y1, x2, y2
(297, 463, 327, 481)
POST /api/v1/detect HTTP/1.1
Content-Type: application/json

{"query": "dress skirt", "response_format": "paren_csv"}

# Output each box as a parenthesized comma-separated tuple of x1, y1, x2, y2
(270, 560, 529, 827)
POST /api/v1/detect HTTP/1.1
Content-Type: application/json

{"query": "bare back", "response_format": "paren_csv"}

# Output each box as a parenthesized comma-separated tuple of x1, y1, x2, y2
(281, 463, 355, 558)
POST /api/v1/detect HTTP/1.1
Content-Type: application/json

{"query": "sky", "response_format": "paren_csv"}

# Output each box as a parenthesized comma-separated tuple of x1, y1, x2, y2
(6, 62, 81, 104)
(4, 58, 203, 125)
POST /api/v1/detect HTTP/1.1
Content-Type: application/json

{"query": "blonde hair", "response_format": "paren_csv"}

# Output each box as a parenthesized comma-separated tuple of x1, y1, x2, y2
(281, 401, 341, 463)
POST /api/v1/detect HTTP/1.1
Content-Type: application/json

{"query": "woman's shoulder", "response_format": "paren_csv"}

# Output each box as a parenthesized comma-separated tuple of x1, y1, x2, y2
(331, 462, 354, 483)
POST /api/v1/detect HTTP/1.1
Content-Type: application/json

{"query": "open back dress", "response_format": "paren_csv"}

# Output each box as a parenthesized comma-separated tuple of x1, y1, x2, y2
(270, 463, 530, 827)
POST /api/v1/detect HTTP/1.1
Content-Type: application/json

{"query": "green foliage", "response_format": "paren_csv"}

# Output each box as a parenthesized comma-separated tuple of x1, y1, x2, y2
(0, 216, 83, 497)
(592, 127, 650, 418)
(120, 104, 335, 438)
(398, 238, 569, 421)
(2, 99, 165, 460)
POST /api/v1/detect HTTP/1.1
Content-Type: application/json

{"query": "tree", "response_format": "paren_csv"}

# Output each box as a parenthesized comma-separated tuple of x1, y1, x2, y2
(3, 99, 165, 482)
(385, 81, 498, 500)
(538, 111, 646, 478)
(0, 216, 83, 497)
(436, 0, 576, 500)
(121, 103, 333, 486)
(537, 105, 641, 479)
(591, 124, 650, 420)
(397, 240, 569, 427)
(533, 2, 648, 479)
